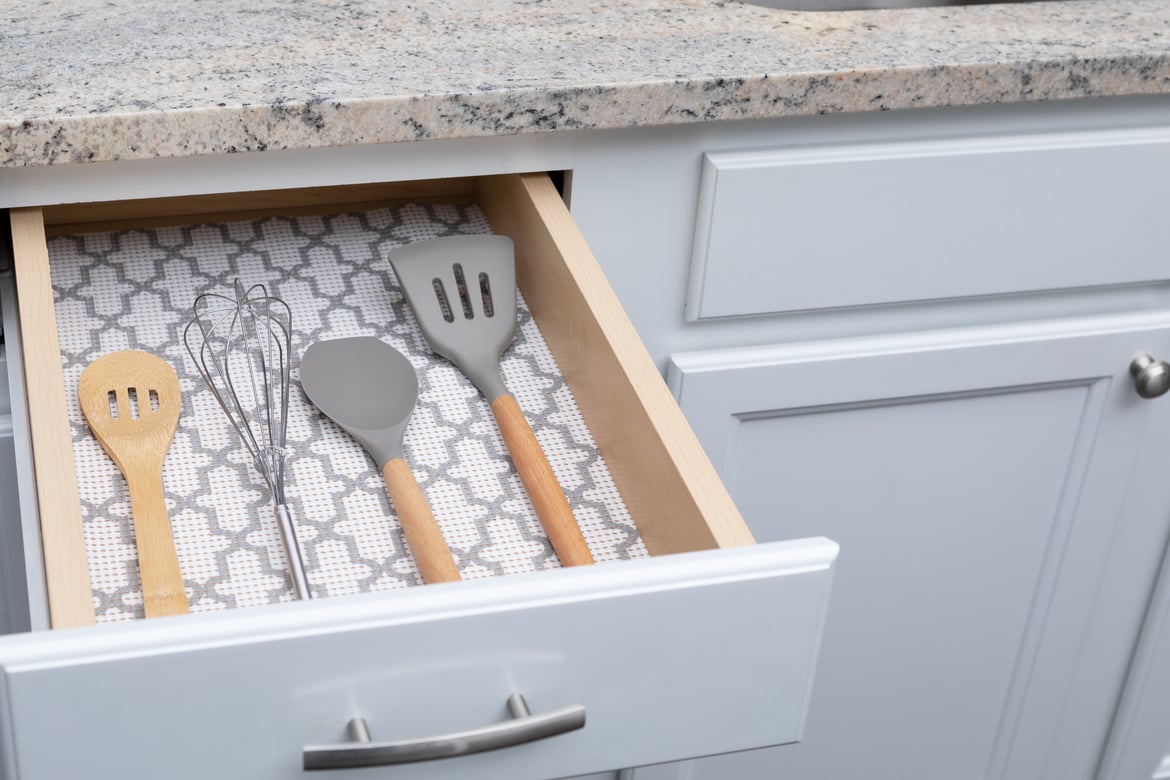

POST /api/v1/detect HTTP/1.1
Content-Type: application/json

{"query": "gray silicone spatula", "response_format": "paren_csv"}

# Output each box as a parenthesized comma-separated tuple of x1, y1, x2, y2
(300, 336, 460, 584)
(389, 234, 594, 567)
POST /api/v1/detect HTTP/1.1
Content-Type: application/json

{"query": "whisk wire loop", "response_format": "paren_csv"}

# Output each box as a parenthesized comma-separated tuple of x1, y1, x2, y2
(184, 279, 308, 598)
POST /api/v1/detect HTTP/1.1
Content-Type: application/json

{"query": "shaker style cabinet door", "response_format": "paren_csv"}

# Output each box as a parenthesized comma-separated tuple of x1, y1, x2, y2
(658, 313, 1170, 780)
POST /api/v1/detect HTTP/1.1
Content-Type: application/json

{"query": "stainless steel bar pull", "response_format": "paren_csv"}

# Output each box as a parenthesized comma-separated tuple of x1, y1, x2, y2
(302, 693, 586, 770)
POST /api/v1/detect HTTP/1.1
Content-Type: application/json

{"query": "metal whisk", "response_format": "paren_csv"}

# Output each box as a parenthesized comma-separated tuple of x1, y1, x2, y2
(184, 279, 312, 600)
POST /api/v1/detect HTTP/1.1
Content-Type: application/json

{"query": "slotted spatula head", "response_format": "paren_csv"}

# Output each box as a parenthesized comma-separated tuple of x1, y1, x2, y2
(389, 235, 517, 401)
(299, 337, 420, 467)
(79, 350, 182, 471)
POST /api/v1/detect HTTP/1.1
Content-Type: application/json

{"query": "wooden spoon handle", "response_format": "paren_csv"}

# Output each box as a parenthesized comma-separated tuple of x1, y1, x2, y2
(125, 471, 189, 617)
(491, 394, 594, 567)
(381, 458, 461, 584)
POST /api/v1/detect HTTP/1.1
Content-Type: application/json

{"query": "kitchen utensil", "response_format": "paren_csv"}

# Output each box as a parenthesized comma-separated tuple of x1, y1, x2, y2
(300, 336, 460, 584)
(184, 280, 312, 600)
(389, 234, 594, 566)
(79, 350, 188, 618)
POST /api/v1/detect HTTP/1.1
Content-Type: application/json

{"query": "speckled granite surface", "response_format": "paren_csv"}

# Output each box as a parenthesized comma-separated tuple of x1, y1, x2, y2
(2, 0, 1169, 167)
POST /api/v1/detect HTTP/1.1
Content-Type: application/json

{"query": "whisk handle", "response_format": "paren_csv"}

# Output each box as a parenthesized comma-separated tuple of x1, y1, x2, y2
(492, 394, 594, 567)
(382, 459, 461, 584)
(275, 503, 313, 599)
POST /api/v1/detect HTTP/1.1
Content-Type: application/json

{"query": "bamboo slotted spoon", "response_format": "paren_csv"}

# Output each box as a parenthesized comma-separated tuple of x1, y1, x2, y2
(79, 350, 188, 618)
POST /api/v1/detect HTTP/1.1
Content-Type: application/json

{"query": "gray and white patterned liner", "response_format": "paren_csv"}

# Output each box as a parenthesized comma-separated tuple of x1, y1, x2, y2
(48, 202, 647, 622)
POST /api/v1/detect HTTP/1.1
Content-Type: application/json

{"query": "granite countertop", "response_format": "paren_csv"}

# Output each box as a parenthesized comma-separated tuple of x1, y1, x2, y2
(2, 0, 1169, 168)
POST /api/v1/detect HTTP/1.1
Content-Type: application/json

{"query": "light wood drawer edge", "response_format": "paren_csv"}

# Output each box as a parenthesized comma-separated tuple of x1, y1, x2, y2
(11, 172, 754, 630)
(476, 174, 753, 556)
(9, 208, 95, 628)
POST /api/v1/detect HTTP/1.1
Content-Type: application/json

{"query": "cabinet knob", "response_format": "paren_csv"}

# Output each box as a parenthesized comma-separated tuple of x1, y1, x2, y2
(1130, 354, 1170, 399)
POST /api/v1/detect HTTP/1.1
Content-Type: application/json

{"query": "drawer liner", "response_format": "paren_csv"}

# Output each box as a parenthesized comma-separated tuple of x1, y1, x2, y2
(47, 202, 647, 622)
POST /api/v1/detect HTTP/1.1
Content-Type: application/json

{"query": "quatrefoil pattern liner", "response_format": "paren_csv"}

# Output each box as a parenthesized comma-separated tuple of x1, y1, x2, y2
(48, 202, 647, 622)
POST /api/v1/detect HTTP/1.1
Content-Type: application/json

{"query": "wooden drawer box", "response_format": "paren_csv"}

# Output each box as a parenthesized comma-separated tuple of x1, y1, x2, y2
(0, 173, 837, 780)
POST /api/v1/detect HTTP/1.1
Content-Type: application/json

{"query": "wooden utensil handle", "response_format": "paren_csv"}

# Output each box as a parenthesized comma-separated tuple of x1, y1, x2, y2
(126, 471, 189, 617)
(492, 394, 594, 566)
(382, 458, 462, 584)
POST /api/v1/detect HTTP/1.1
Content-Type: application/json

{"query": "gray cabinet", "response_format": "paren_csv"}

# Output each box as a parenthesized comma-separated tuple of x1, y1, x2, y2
(662, 316, 1170, 780)
(4, 92, 1170, 777)
(557, 97, 1170, 780)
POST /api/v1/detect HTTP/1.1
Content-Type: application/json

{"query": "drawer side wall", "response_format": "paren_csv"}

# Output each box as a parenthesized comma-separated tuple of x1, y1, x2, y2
(475, 173, 754, 554)
(7, 210, 93, 628)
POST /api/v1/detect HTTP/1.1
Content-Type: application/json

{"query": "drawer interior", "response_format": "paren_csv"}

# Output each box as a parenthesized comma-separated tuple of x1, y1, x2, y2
(7, 172, 754, 629)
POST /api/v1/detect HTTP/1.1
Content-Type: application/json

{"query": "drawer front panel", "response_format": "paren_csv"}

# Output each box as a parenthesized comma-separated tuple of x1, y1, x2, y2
(0, 540, 836, 780)
(687, 129, 1170, 320)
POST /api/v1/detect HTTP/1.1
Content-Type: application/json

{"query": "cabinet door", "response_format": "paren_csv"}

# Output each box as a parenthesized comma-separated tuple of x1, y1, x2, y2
(660, 315, 1170, 780)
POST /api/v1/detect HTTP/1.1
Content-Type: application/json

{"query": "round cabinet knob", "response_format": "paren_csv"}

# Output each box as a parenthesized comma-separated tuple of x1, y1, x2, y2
(1130, 354, 1170, 399)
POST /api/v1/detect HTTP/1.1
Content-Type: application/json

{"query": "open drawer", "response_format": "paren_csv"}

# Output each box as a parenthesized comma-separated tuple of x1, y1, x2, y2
(0, 173, 837, 780)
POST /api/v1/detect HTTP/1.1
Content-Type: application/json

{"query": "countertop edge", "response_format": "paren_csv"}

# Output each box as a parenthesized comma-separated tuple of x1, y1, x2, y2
(7, 55, 1170, 169)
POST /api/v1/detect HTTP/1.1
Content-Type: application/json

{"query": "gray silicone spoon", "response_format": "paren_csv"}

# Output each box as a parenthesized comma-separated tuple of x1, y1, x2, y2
(300, 336, 460, 584)
(389, 234, 594, 567)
